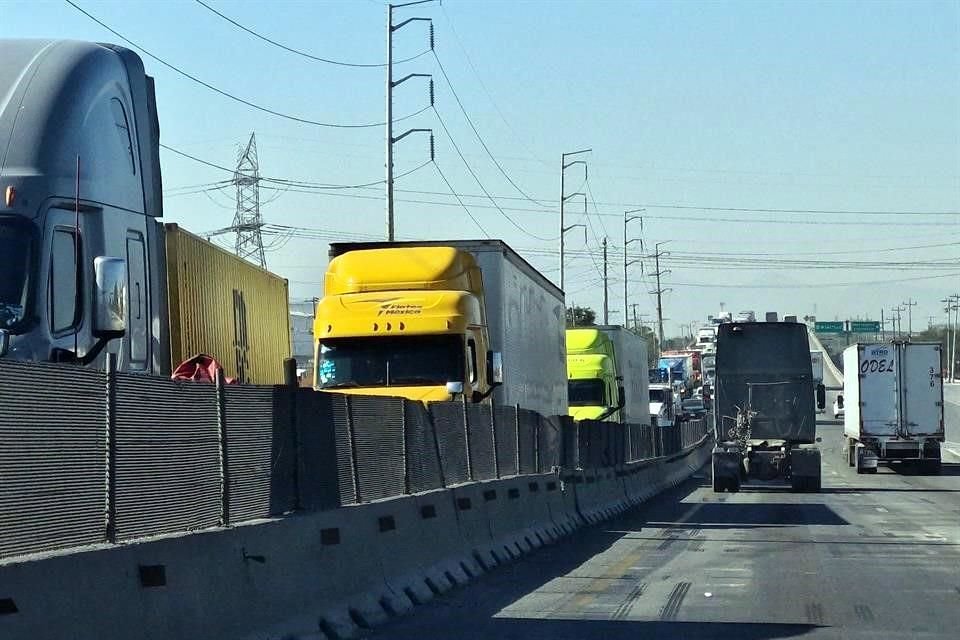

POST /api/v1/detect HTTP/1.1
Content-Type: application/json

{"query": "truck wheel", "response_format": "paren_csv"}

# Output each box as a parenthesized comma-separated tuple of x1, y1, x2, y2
(855, 449, 873, 474)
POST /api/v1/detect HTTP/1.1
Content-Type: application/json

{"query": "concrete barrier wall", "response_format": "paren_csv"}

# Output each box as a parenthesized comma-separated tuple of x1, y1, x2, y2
(943, 383, 960, 461)
(0, 437, 713, 640)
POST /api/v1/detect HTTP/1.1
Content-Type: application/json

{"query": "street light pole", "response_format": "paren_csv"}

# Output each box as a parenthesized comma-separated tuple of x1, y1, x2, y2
(623, 208, 644, 328)
(560, 149, 591, 293)
(385, 0, 434, 240)
(648, 241, 671, 346)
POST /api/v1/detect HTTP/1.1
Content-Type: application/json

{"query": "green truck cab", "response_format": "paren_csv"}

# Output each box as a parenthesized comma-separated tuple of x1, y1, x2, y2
(566, 328, 624, 422)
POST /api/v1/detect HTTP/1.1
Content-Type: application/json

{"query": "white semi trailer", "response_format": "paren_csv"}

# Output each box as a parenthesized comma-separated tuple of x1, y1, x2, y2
(842, 342, 944, 474)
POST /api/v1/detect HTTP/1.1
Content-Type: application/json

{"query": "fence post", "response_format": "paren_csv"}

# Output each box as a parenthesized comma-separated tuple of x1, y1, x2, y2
(215, 369, 230, 526)
(429, 405, 448, 488)
(290, 388, 302, 511)
(490, 405, 500, 479)
(104, 353, 117, 543)
(534, 415, 541, 473)
(514, 404, 521, 475)
(344, 395, 362, 503)
(401, 400, 410, 494)
(462, 396, 473, 481)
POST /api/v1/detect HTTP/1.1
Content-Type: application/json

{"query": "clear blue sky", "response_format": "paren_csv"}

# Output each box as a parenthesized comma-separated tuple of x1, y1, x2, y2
(4, 0, 959, 335)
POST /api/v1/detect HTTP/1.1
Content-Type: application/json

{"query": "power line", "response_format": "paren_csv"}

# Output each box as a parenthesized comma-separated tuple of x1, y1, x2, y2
(439, 3, 548, 168)
(193, 0, 428, 68)
(66, 0, 428, 129)
(431, 105, 555, 241)
(432, 161, 491, 238)
(160, 143, 430, 189)
(215, 182, 959, 228)
(661, 271, 960, 289)
(364, 185, 960, 217)
(431, 50, 550, 207)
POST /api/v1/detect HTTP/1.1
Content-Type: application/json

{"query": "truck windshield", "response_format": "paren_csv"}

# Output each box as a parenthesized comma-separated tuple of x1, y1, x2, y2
(568, 379, 605, 406)
(316, 335, 464, 388)
(0, 221, 31, 330)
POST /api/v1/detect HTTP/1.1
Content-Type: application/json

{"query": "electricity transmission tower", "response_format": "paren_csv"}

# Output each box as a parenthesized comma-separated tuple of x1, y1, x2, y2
(232, 132, 266, 268)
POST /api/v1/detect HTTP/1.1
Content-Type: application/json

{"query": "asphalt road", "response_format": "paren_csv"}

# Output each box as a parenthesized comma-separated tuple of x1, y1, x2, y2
(370, 422, 960, 640)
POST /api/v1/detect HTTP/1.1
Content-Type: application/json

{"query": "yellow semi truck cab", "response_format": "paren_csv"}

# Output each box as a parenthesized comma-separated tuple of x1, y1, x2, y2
(566, 328, 625, 422)
(314, 245, 502, 403)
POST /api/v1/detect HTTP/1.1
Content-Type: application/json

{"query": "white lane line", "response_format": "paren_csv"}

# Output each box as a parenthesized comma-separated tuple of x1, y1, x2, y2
(875, 507, 888, 513)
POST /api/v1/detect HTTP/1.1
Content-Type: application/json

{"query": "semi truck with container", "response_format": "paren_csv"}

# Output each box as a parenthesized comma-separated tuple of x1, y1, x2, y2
(712, 322, 826, 492)
(313, 240, 567, 418)
(841, 342, 944, 474)
(0, 39, 291, 383)
(566, 326, 648, 424)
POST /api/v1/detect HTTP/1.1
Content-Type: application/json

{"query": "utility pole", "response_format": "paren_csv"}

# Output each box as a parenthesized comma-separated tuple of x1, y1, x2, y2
(953, 295, 960, 382)
(386, 1, 435, 240)
(902, 298, 917, 337)
(880, 308, 885, 341)
(623, 209, 643, 328)
(602, 237, 609, 325)
(560, 149, 591, 292)
(647, 241, 671, 346)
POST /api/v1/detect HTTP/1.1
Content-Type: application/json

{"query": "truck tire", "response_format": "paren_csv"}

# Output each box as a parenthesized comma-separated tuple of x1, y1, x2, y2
(846, 440, 856, 468)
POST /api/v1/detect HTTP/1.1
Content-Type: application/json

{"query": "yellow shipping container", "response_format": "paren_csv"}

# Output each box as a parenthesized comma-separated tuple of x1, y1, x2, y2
(164, 224, 291, 384)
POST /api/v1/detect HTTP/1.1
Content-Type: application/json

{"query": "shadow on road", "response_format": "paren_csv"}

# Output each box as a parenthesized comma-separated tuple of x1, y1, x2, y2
(443, 617, 824, 640)
(817, 486, 960, 493)
(889, 462, 960, 477)
(638, 502, 849, 527)
(373, 471, 847, 640)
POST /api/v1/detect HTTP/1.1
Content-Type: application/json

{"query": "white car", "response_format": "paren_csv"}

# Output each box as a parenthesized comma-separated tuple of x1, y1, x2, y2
(833, 395, 845, 419)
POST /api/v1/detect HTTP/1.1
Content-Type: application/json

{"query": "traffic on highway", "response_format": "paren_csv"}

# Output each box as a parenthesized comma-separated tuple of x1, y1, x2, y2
(1, 2, 958, 640)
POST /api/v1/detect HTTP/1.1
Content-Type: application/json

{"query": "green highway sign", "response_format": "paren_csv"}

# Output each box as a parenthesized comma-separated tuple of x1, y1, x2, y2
(849, 321, 880, 333)
(815, 321, 845, 333)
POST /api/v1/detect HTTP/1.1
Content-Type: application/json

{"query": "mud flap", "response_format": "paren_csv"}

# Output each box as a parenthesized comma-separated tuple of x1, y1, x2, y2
(791, 447, 821, 492)
(712, 447, 742, 493)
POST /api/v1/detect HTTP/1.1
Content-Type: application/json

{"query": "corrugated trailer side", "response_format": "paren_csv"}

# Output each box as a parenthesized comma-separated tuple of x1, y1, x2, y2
(603, 326, 649, 426)
(476, 244, 567, 418)
(164, 224, 290, 384)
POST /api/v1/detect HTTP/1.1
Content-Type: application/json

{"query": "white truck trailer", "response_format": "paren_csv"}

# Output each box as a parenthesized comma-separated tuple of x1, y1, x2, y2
(842, 342, 944, 474)
(597, 326, 649, 425)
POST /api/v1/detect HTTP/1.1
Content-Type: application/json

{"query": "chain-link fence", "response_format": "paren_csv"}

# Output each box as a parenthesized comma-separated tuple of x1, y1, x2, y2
(0, 358, 711, 560)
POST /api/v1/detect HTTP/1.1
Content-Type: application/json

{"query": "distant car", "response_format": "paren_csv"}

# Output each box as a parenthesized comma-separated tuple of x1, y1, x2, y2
(833, 395, 845, 419)
(681, 398, 708, 420)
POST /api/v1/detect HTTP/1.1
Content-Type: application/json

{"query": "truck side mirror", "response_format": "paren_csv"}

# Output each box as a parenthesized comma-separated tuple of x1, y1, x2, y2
(0, 329, 8, 357)
(837, 394, 844, 409)
(487, 350, 503, 385)
(617, 385, 626, 408)
(93, 257, 127, 338)
(816, 383, 826, 410)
